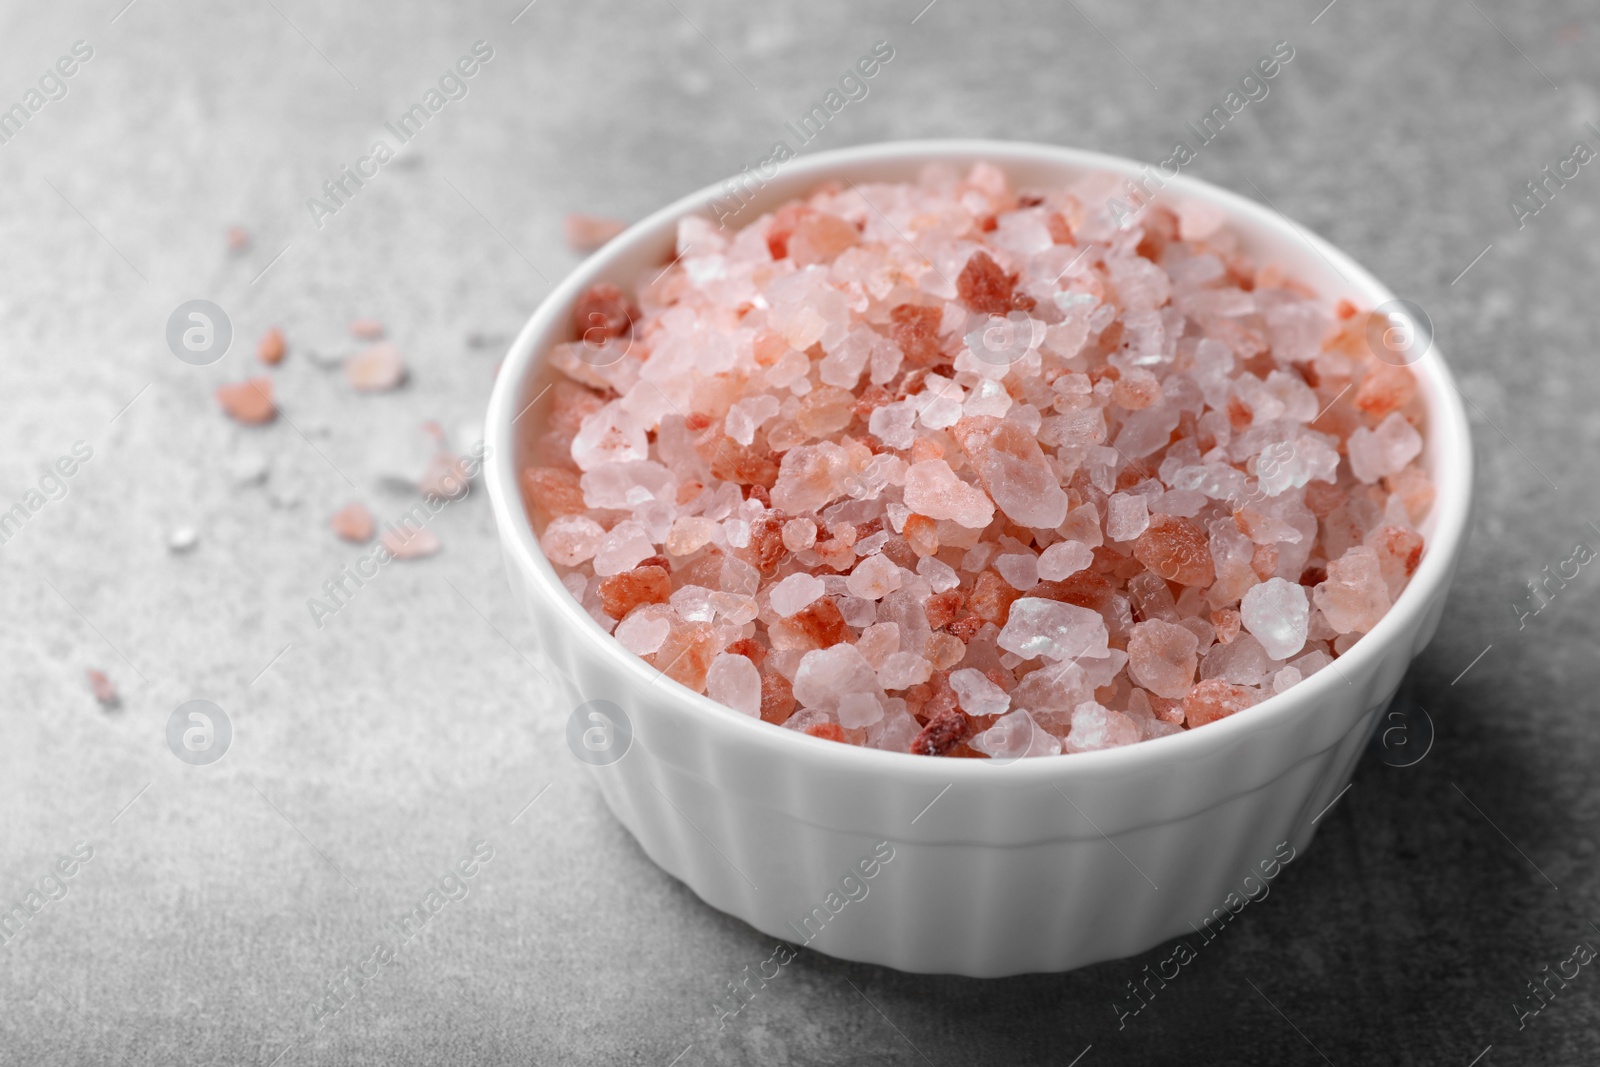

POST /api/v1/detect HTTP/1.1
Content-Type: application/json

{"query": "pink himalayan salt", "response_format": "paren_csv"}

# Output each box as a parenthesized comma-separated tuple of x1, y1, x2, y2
(346, 342, 407, 391)
(330, 502, 376, 543)
(521, 164, 1434, 758)
(1127, 619, 1199, 699)
(845, 553, 904, 599)
(381, 524, 440, 560)
(903, 459, 995, 528)
(541, 514, 605, 566)
(1313, 545, 1393, 634)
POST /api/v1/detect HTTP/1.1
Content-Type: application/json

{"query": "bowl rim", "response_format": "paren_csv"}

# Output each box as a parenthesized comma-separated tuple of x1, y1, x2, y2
(484, 138, 1474, 783)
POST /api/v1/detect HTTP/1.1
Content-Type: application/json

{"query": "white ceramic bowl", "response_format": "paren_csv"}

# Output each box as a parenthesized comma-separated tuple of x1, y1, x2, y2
(485, 140, 1473, 977)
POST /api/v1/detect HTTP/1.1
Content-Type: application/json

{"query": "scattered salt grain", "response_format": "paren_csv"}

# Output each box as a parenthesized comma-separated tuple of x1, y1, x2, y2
(330, 503, 376, 543)
(346, 342, 407, 392)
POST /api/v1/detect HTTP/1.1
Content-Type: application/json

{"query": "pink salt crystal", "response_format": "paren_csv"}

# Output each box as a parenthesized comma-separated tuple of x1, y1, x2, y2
(349, 318, 384, 340)
(770, 442, 852, 515)
(781, 518, 817, 552)
(1112, 368, 1161, 410)
(381, 524, 440, 559)
(706, 652, 763, 717)
(330, 502, 376, 543)
(563, 212, 628, 252)
(1126, 619, 1199, 699)
(973, 709, 1060, 759)
(949, 417, 1069, 529)
(1064, 702, 1140, 753)
(592, 521, 655, 576)
(1036, 540, 1094, 581)
(793, 644, 881, 714)
(1239, 577, 1310, 660)
(665, 515, 717, 555)
(1105, 493, 1150, 542)
(215, 378, 277, 424)
(87, 668, 119, 709)
(770, 573, 826, 617)
(1313, 545, 1392, 634)
(994, 552, 1040, 591)
(903, 459, 995, 529)
(845, 553, 904, 600)
(541, 514, 606, 566)
(1347, 411, 1423, 484)
(856, 622, 901, 668)
(346, 342, 407, 391)
(950, 668, 1010, 716)
(877, 651, 933, 690)
(1182, 679, 1258, 728)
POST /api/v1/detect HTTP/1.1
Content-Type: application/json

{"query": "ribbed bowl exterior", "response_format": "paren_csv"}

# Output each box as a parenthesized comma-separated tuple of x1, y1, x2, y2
(485, 142, 1474, 977)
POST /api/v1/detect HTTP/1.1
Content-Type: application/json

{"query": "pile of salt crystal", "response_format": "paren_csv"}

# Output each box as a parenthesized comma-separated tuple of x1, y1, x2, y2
(522, 163, 1433, 758)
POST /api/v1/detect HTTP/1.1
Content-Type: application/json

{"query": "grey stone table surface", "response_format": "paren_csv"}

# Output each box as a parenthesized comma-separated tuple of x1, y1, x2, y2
(1, 0, 1597, 1063)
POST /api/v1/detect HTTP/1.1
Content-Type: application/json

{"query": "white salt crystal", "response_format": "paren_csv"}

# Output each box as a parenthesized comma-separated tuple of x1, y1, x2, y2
(997, 599, 1109, 663)
(793, 644, 882, 713)
(877, 651, 933, 690)
(592, 520, 655, 576)
(916, 555, 961, 592)
(781, 518, 817, 552)
(837, 692, 885, 729)
(972, 708, 1060, 759)
(670, 585, 715, 623)
(1036, 540, 1093, 581)
(868, 400, 919, 450)
(1240, 577, 1310, 659)
(581, 461, 676, 510)
(769, 572, 826, 617)
(1105, 493, 1150, 542)
(950, 668, 1011, 716)
(845, 553, 904, 600)
(1271, 665, 1303, 694)
(994, 552, 1040, 591)
(571, 401, 648, 471)
(1064, 701, 1140, 753)
(836, 595, 877, 628)
(615, 609, 672, 655)
(1347, 411, 1423, 484)
(725, 394, 780, 446)
(963, 377, 1014, 418)
(706, 652, 762, 717)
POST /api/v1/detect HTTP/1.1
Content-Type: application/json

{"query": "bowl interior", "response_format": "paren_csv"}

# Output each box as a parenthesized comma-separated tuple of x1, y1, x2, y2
(485, 139, 1473, 778)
